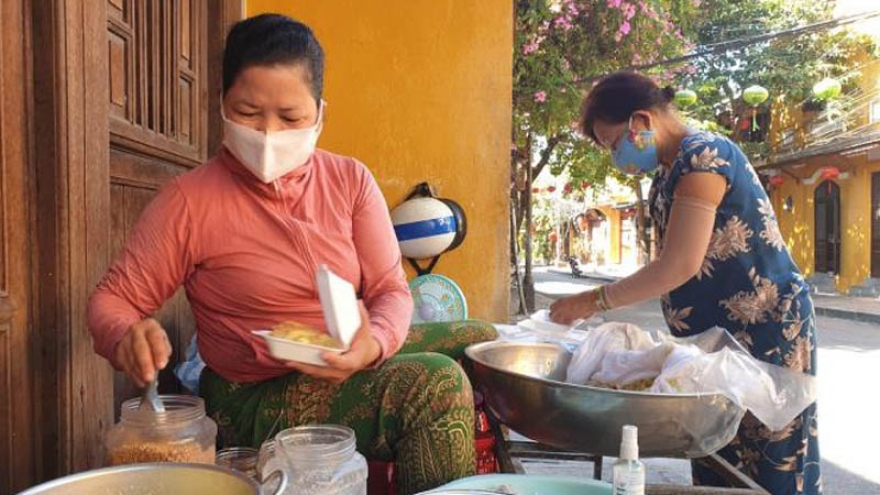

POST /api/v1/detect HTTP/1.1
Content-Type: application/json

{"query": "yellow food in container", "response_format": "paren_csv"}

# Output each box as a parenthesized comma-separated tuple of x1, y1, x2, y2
(270, 321, 343, 349)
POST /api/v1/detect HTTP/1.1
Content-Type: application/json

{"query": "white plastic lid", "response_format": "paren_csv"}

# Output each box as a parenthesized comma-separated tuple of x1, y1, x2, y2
(620, 424, 639, 460)
(316, 265, 362, 349)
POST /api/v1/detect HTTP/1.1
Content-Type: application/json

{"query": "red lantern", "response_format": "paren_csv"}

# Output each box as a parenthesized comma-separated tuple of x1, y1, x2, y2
(768, 176, 785, 187)
(548, 186, 557, 193)
(581, 180, 590, 189)
(564, 182, 573, 194)
(820, 167, 840, 180)
(532, 187, 540, 194)
(549, 231, 558, 243)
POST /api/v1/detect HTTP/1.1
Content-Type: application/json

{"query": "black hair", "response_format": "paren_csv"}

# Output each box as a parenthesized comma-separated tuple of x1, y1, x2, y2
(222, 14, 325, 101)
(579, 71, 676, 144)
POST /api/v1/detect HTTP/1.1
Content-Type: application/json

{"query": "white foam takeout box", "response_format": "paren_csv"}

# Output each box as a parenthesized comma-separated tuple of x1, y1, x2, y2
(253, 265, 362, 366)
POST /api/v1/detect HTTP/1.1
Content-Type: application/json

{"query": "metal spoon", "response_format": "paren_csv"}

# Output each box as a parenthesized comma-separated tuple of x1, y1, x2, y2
(139, 377, 165, 412)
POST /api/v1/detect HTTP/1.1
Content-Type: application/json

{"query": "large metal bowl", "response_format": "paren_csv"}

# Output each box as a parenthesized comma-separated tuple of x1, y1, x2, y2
(465, 341, 743, 458)
(18, 463, 287, 495)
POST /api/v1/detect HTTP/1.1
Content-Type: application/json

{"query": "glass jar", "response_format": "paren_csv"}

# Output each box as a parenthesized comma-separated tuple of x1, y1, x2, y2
(272, 425, 368, 495)
(217, 446, 259, 480)
(105, 395, 217, 466)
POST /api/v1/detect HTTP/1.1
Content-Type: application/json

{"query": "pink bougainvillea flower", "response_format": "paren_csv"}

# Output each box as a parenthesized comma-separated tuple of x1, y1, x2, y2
(619, 20, 631, 36)
(554, 16, 574, 30)
(534, 91, 547, 103)
(607, 0, 623, 8)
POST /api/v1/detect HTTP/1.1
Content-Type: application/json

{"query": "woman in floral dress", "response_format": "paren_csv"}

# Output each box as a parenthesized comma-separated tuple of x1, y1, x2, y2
(551, 71, 820, 495)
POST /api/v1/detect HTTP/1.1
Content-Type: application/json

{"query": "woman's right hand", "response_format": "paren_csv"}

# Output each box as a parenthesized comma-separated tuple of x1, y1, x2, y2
(549, 290, 599, 325)
(113, 318, 173, 388)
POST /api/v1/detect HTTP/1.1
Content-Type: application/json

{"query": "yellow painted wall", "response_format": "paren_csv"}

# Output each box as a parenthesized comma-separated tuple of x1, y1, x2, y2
(771, 153, 880, 293)
(247, 1, 513, 321)
(596, 206, 622, 264)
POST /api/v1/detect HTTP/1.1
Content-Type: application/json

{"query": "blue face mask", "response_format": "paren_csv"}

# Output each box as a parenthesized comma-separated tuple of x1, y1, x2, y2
(611, 116, 660, 175)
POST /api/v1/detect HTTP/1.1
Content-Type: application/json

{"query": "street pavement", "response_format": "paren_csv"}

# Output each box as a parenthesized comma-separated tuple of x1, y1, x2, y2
(508, 266, 880, 494)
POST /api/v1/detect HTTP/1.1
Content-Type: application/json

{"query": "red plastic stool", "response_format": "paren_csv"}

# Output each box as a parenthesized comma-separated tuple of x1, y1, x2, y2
(368, 460, 397, 495)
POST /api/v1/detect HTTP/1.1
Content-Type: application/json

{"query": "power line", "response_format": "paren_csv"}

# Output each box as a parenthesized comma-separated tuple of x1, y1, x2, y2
(577, 9, 880, 84)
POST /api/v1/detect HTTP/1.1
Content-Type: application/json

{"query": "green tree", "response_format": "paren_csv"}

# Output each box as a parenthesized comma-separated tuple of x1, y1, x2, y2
(673, 0, 878, 160)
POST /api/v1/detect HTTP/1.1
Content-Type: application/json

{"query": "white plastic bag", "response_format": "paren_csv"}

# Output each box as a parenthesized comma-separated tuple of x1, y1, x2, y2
(652, 329, 818, 432)
(567, 323, 818, 433)
(566, 322, 656, 385)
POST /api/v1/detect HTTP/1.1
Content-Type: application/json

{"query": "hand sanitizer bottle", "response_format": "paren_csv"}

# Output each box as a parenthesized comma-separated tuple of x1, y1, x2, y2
(613, 425, 645, 495)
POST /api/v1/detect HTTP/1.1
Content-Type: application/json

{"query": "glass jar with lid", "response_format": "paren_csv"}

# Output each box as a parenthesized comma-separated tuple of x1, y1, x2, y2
(269, 425, 368, 495)
(105, 395, 217, 466)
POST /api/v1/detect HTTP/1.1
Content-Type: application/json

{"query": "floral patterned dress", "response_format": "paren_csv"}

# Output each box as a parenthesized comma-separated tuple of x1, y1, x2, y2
(649, 131, 821, 494)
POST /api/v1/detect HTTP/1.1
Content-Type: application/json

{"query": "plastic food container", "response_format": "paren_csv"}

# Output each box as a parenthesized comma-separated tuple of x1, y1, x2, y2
(255, 265, 360, 367)
(262, 425, 368, 495)
(253, 330, 345, 366)
(105, 395, 218, 466)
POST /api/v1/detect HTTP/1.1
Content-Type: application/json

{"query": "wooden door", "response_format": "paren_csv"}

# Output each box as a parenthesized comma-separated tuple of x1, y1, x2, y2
(872, 173, 880, 278)
(106, 0, 208, 409)
(0, 0, 37, 491)
(814, 180, 841, 274)
(25, 0, 242, 484)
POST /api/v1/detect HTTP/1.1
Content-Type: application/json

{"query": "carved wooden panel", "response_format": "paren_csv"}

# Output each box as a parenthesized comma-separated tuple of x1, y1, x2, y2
(108, 0, 207, 168)
(103, 0, 206, 416)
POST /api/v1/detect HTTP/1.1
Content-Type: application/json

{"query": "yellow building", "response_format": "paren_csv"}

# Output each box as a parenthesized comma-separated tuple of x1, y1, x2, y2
(248, 1, 513, 320)
(761, 57, 880, 294)
(570, 177, 651, 268)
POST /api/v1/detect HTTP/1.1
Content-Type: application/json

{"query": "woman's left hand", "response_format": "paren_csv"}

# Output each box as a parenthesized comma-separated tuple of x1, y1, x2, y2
(284, 304, 382, 384)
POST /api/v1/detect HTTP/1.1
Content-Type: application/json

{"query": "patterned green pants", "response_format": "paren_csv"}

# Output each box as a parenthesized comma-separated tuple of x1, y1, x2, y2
(200, 320, 498, 495)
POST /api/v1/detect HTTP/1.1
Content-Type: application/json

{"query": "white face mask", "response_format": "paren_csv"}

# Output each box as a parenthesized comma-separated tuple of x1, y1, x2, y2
(222, 103, 324, 183)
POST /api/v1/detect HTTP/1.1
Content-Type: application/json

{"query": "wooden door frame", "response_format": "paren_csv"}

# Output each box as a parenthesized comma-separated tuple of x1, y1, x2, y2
(29, 0, 244, 482)
(1, 0, 38, 491)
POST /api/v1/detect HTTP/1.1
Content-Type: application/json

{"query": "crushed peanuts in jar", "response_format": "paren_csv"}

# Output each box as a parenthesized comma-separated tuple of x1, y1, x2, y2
(107, 440, 215, 465)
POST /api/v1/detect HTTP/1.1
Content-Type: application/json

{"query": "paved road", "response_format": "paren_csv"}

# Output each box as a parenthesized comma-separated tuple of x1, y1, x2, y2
(515, 267, 880, 494)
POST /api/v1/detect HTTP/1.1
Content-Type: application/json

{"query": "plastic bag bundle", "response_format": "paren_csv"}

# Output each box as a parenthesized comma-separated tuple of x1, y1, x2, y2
(567, 322, 817, 432)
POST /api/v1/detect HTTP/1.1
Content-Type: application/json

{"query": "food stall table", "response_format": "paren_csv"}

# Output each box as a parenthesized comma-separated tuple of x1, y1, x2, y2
(467, 339, 770, 495)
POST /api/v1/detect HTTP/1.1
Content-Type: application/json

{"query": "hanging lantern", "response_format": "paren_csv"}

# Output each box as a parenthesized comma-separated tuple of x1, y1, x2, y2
(769, 175, 785, 188)
(812, 78, 842, 101)
(549, 231, 558, 243)
(547, 185, 557, 193)
(580, 180, 590, 189)
(742, 85, 769, 133)
(820, 167, 840, 180)
(743, 85, 770, 106)
(674, 89, 698, 107)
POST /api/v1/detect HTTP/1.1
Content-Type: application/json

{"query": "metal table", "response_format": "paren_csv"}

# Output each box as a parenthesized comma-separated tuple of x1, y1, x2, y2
(484, 407, 770, 495)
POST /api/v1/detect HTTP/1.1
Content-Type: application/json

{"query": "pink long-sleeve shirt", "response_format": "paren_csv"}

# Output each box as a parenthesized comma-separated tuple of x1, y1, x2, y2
(88, 148, 412, 382)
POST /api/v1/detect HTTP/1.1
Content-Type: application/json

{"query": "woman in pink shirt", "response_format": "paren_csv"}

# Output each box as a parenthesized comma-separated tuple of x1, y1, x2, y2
(88, 14, 495, 494)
